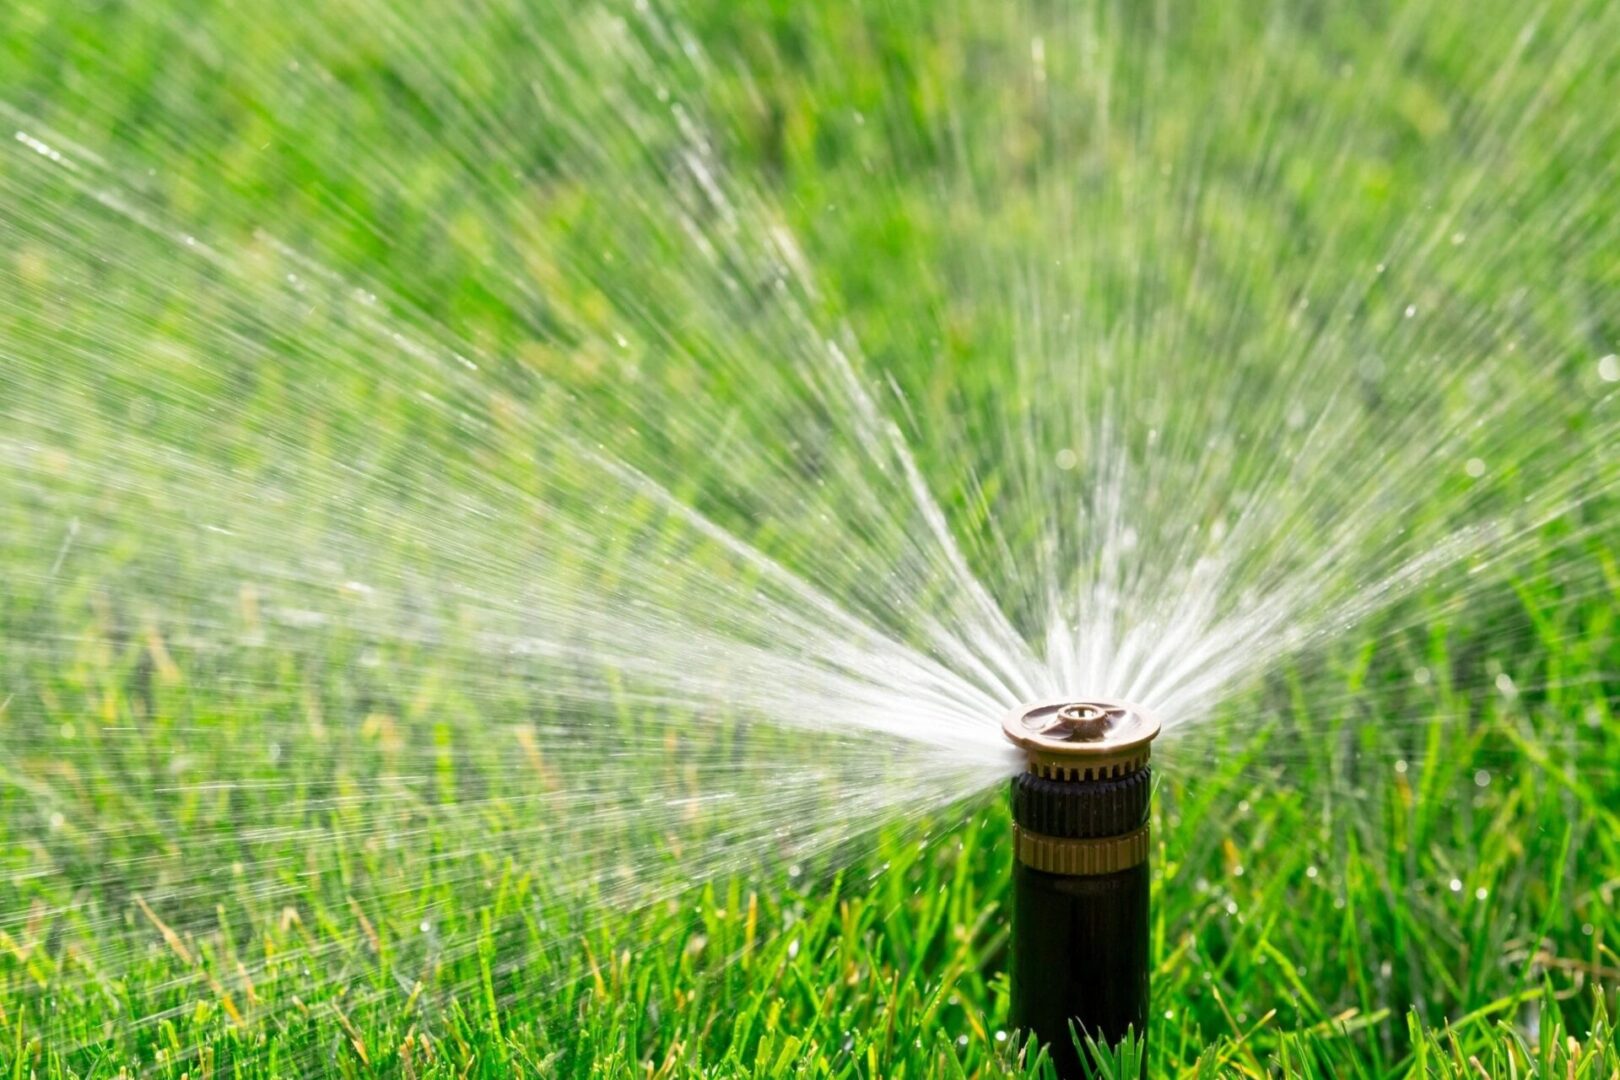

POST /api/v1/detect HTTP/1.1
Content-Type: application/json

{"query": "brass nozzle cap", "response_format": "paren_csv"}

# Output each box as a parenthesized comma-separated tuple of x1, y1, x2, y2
(1002, 697, 1161, 781)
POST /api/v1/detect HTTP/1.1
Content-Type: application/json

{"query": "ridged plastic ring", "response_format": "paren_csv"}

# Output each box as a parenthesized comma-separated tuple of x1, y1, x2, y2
(1011, 768, 1151, 838)
(1014, 823, 1150, 875)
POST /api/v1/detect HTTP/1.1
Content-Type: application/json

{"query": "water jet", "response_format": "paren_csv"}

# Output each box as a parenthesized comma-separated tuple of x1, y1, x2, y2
(1003, 698, 1160, 1077)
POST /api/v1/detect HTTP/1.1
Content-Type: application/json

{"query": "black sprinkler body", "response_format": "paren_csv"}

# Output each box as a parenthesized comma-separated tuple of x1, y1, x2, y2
(1003, 699, 1160, 1078)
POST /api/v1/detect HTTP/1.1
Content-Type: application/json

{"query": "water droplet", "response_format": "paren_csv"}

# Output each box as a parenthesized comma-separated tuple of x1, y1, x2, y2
(1404, 304, 1418, 318)
(1055, 448, 1078, 471)
(1465, 457, 1486, 478)
(1474, 770, 1490, 788)
(1599, 354, 1620, 382)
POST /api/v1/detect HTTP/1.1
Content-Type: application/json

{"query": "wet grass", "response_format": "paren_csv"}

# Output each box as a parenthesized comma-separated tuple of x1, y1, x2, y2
(2, 0, 1619, 1075)
(1, 604, 1616, 1077)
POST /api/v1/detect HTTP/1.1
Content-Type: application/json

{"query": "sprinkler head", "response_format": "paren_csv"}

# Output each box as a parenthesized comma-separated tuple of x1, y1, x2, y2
(1002, 698, 1160, 1078)
(1002, 697, 1161, 781)
(1053, 701, 1121, 740)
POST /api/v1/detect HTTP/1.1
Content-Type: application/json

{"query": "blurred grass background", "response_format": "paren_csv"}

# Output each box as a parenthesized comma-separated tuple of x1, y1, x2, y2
(2, 0, 1618, 1075)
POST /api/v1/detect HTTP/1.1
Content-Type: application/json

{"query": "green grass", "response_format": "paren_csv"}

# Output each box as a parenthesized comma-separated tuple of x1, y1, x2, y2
(1, 622, 1616, 1077)
(2, 0, 1619, 1075)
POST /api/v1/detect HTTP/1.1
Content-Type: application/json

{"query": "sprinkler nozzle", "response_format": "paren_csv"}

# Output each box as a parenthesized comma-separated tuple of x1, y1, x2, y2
(1053, 701, 1121, 740)
(1003, 698, 1160, 1078)
(1002, 697, 1160, 782)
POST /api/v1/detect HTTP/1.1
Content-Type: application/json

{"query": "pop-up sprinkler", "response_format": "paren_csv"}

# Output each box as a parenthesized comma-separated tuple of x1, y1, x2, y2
(1003, 698, 1160, 1077)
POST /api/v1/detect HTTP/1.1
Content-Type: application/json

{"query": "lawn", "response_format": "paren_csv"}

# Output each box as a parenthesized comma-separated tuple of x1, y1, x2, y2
(1, 0, 1618, 1076)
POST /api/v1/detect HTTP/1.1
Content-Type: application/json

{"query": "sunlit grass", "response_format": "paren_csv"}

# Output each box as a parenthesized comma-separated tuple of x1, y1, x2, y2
(4, 615, 1617, 1076)
(1, 0, 1617, 1075)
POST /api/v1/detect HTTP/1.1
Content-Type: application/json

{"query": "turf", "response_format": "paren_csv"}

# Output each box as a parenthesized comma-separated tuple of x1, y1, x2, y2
(2, 0, 1619, 1076)
(1, 628, 1616, 1077)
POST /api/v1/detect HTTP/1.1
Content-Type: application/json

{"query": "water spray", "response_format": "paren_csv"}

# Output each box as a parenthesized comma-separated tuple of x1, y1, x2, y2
(1003, 698, 1160, 1077)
